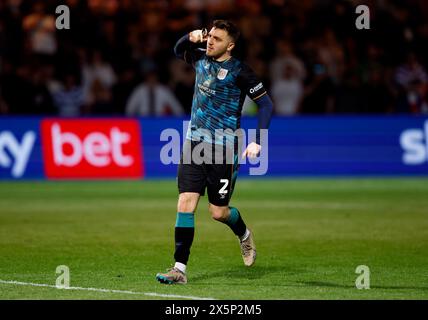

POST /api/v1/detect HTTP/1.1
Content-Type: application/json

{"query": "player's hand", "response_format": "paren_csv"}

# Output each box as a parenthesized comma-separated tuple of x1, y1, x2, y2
(242, 142, 261, 159)
(189, 29, 208, 43)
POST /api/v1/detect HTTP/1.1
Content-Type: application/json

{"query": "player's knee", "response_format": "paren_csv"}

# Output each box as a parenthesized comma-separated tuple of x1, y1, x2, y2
(209, 204, 228, 222)
(177, 193, 198, 212)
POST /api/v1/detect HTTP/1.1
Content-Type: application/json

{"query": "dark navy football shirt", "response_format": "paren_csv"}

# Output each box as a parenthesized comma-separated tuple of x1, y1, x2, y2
(180, 44, 267, 147)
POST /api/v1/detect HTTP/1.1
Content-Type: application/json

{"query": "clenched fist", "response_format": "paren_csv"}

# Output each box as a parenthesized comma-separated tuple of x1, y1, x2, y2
(189, 28, 208, 43)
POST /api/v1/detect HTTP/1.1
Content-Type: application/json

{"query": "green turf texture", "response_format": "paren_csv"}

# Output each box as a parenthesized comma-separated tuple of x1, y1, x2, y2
(0, 179, 427, 300)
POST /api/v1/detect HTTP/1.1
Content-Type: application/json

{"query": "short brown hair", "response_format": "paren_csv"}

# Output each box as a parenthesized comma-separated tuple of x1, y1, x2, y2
(213, 20, 240, 43)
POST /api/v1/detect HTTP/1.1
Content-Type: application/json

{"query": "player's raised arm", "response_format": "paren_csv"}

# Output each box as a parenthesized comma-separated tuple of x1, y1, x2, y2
(173, 29, 208, 64)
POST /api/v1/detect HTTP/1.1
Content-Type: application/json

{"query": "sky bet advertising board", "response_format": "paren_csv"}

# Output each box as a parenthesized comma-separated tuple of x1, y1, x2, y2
(0, 116, 427, 180)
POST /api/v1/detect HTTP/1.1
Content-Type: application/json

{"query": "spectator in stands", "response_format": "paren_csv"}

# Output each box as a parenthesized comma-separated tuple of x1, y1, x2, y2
(82, 50, 117, 110)
(85, 78, 114, 115)
(301, 63, 335, 114)
(271, 64, 304, 115)
(41, 63, 62, 97)
(395, 52, 428, 114)
(0, 61, 34, 114)
(126, 70, 184, 116)
(1, 0, 428, 116)
(169, 59, 195, 114)
(395, 52, 428, 88)
(22, 1, 57, 61)
(317, 28, 346, 84)
(361, 68, 394, 114)
(333, 69, 365, 113)
(52, 73, 84, 117)
(112, 66, 139, 115)
(396, 79, 428, 114)
(30, 66, 55, 115)
(270, 40, 306, 83)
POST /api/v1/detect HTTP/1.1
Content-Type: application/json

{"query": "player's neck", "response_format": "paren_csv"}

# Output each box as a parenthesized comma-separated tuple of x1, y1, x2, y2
(214, 53, 232, 63)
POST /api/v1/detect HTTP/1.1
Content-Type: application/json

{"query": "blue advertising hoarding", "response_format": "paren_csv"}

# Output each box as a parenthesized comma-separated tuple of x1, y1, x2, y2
(0, 116, 427, 179)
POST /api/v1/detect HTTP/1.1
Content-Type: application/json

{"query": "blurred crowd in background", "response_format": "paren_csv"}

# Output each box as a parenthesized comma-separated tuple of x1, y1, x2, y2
(0, 0, 428, 117)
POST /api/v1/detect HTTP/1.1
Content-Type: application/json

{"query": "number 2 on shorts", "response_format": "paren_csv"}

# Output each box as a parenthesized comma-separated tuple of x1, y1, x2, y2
(219, 179, 229, 195)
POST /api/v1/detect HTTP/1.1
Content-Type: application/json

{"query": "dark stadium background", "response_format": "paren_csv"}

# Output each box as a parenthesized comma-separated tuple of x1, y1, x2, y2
(0, 0, 427, 117)
(0, 0, 428, 302)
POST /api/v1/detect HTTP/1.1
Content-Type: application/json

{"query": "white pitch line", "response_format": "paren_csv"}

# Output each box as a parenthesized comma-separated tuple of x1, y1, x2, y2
(0, 279, 215, 300)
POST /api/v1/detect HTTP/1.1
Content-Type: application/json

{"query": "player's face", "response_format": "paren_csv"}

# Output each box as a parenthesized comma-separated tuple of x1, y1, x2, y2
(206, 27, 234, 59)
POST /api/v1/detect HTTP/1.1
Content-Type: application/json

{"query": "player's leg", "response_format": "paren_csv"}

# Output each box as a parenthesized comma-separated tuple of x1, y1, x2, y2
(174, 192, 200, 272)
(208, 204, 246, 238)
(156, 193, 202, 285)
(206, 156, 256, 266)
(208, 203, 256, 266)
(156, 192, 200, 285)
(156, 141, 206, 284)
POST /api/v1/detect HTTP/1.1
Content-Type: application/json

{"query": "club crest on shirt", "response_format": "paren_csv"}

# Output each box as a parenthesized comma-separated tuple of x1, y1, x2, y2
(217, 68, 228, 80)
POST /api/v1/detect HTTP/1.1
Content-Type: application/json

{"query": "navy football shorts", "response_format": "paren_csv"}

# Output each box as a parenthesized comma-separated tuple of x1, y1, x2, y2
(177, 140, 240, 206)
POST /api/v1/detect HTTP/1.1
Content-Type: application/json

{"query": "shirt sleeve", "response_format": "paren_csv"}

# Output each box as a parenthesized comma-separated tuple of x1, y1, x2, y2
(254, 94, 273, 144)
(237, 63, 267, 101)
(174, 34, 206, 66)
(237, 63, 273, 145)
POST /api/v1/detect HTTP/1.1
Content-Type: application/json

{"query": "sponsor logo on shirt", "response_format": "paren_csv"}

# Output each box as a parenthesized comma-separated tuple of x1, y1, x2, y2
(197, 83, 216, 96)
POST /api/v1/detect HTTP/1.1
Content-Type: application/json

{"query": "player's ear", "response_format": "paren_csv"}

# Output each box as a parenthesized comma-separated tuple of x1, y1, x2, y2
(227, 42, 235, 52)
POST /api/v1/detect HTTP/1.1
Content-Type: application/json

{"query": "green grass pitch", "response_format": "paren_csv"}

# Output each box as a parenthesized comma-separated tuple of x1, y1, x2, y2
(0, 178, 427, 300)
